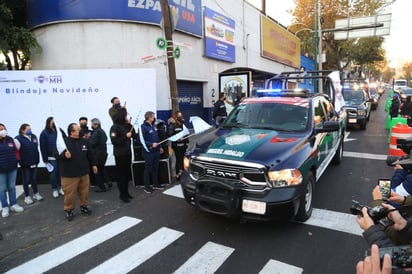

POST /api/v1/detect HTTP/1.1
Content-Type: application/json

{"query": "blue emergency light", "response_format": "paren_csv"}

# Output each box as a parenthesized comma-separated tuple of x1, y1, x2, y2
(256, 89, 310, 97)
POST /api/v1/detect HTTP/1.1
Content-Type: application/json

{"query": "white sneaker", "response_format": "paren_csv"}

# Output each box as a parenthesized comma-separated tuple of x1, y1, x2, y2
(2, 207, 9, 218)
(33, 193, 44, 201)
(58, 189, 64, 196)
(53, 190, 59, 198)
(24, 196, 33, 205)
(10, 204, 24, 213)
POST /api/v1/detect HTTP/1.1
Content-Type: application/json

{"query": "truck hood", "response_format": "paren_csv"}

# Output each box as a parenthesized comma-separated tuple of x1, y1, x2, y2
(194, 128, 306, 164)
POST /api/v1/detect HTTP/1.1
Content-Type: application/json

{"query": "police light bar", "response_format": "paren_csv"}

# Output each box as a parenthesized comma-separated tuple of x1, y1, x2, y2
(256, 89, 282, 97)
(257, 89, 310, 97)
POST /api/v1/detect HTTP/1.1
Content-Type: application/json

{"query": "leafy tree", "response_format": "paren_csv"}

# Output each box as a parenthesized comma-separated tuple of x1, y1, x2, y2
(0, 0, 40, 70)
(290, 0, 386, 72)
(402, 62, 412, 85)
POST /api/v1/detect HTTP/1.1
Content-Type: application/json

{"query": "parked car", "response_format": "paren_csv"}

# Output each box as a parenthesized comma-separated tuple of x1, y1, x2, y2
(181, 88, 346, 222)
(369, 87, 380, 110)
(396, 87, 412, 102)
(342, 82, 372, 130)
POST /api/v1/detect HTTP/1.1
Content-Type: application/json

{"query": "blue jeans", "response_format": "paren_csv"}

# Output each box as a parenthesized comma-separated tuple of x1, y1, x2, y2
(142, 151, 160, 189)
(0, 169, 18, 207)
(21, 167, 39, 196)
(48, 160, 61, 190)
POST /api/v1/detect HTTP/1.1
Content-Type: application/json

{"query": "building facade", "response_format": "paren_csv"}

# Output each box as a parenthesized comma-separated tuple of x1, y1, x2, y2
(27, 0, 303, 123)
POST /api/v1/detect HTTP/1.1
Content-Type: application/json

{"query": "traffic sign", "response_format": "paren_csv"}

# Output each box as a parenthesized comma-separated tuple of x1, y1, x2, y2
(156, 37, 168, 50)
(173, 46, 181, 59)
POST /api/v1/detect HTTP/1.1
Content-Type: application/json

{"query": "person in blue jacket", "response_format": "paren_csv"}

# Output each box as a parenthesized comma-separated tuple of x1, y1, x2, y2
(39, 117, 64, 198)
(15, 123, 44, 205)
(141, 111, 164, 194)
(0, 123, 24, 218)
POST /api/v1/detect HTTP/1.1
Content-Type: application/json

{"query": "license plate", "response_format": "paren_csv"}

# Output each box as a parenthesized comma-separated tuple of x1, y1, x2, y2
(348, 118, 357, 123)
(242, 200, 266, 215)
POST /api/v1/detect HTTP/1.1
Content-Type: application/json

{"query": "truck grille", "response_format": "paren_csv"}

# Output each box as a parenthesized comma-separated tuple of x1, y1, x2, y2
(190, 157, 269, 191)
(345, 107, 357, 118)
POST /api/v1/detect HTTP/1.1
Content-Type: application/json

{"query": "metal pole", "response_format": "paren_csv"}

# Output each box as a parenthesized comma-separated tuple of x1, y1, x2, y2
(317, 0, 323, 93)
(160, 0, 179, 112)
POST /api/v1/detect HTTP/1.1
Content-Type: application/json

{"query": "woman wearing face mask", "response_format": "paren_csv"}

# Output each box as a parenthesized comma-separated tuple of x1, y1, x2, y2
(0, 123, 24, 218)
(15, 123, 43, 205)
(167, 111, 189, 181)
(109, 107, 134, 202)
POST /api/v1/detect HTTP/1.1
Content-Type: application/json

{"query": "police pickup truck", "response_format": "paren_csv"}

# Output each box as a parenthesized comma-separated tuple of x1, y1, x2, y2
(181, 72, 346, 221)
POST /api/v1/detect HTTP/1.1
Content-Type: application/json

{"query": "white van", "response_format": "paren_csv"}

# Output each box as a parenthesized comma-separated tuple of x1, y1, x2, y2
(394, 79, 407, 90)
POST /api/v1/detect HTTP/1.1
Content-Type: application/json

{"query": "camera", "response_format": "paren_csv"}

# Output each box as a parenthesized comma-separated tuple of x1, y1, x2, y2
(350, 200, 389, 224)
(368, 245, 412, 269)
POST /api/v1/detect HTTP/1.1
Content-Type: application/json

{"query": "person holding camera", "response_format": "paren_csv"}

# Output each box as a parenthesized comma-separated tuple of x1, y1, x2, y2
(356, 244, 392, 274)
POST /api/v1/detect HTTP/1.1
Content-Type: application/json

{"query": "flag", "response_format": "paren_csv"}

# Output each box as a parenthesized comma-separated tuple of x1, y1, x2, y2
(54, 120, 67, 154)
(168, 124, 190, 142)
(190, 116, 212, 134)
(134, 110, 149, 152)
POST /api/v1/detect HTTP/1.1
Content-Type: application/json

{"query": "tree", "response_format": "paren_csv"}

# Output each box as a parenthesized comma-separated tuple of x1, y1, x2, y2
(402, 62, 412, 85)
(0, 0, 40, 70)
(291, 0, 386, 72)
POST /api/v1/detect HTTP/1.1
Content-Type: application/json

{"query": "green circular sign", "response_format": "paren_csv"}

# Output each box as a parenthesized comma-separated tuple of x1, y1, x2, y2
(156, 37, 167, 50)
(173, 46, 181, 59)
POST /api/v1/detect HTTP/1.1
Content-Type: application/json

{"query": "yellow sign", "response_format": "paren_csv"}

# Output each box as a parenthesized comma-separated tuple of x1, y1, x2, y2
(261, 15, 300, 68)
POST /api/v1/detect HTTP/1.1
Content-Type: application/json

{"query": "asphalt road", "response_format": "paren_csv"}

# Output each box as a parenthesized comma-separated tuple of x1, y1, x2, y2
(0, 90, 395, 274)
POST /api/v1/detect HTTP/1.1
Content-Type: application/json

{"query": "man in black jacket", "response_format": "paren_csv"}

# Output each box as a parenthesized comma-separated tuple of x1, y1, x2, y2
(213, 93, 227, 127)
(89, 118, 110, 192)
(59, 123, 97, 221)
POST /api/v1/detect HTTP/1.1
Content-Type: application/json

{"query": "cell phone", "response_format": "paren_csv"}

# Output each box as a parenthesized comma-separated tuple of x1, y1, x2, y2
(378, 179, 391, 200)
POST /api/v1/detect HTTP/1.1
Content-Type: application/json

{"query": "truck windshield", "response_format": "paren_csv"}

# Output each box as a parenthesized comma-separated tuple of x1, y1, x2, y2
(224, 102, 309, 132)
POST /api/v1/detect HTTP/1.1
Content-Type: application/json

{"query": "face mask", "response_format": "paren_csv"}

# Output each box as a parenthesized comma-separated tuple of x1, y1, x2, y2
(177, 117, 183, 122)
(0, 129, 7, 138)
(115, 103, 121, 109)
(26, 130, 32, 135)
(80, 124, 87, 129)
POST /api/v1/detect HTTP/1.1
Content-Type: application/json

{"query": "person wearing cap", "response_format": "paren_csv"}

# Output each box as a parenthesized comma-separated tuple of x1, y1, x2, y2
(390, 93, 400, 118)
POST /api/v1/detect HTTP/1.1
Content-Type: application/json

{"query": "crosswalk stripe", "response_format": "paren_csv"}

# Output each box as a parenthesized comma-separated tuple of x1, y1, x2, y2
(259, 259, 303, 274)
(343, 151, 387, 160)
(6, 216, 141, 274)
(302, 208, 363, 236)
(86, 227, 184, 274)
(173, 241, 235, 274)
(164, 185, 362, 236)
(164, 184, 184, 198)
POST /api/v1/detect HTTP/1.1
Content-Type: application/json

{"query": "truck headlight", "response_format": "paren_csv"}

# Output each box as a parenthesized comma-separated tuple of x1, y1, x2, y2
(267, 169, 303, 187)
(357, 109, 365, 116)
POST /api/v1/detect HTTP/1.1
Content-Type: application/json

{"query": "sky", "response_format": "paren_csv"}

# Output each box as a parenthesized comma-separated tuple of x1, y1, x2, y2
(247, 0, 410, 69)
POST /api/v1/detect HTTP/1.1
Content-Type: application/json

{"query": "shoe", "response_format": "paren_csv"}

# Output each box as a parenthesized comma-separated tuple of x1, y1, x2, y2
(33, 193, 44, 201)
(120, 197, 131, 203)
(10, 204, 24, 213)
(144, 187, 153, 194)
(95, 188, 107, 193)
(65, 209, 74, 221)
(107, 182, 113, 188)
(2, 207, 9, 218)
(58, 189, 64, 196)
(152, 185, 164, 190)
(52, 190, 59, 198)
(24, 196, 33, 205)
(80, 206, 92, 215)
(127, 194, 134, 199)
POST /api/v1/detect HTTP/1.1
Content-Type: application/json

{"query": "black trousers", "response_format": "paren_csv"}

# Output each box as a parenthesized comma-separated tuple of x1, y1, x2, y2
(173, 145, 186, 174)
(114, 154, 131, 199)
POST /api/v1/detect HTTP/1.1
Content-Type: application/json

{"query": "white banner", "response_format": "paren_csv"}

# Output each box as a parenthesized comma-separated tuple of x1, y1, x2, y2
(0, 68, 157, 166)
